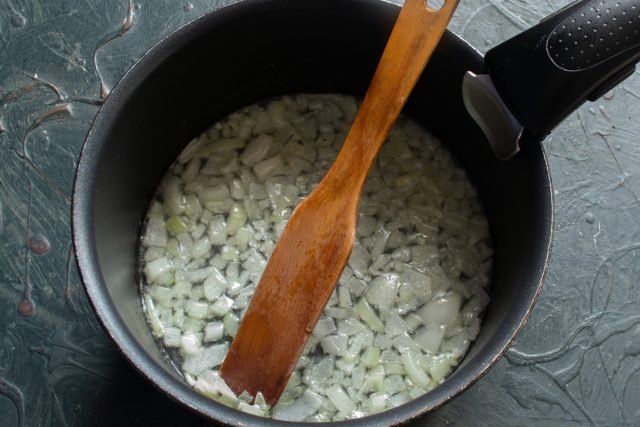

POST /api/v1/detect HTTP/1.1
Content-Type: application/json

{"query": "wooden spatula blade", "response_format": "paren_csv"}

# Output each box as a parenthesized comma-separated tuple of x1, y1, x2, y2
(220, 185, 358, 405)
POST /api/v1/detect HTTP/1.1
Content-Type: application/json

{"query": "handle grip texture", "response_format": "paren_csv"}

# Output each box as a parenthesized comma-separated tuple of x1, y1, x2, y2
(548, 0, 640, 70)
(485, 0, 640, 137)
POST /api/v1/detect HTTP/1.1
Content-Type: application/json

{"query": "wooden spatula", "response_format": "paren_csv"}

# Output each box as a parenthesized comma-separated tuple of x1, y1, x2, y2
(220, 0, 460, 406)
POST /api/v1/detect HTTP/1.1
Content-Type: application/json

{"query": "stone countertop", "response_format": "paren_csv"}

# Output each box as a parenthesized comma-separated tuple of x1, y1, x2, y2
(1, 0, 639, 425)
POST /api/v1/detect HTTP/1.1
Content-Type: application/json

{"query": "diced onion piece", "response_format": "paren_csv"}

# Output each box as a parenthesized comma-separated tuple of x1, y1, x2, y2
(267, 100, 287, 123)
(363, 365, 385, 392)
(207, 215, 227, 245)
(186, 301, 209, 320)
(326, 384, 356, 417)
(163, 327, 181, 347)
(441, 330, 470, 358)
(313, 316, 336, 338)
(184, 194, 202, 218)
(227, 203, 247, 235)
(203, 268, 226, 301)
(415, 323, 446, 354)
(337, 318, 366, 336)
(172, 309, 185, 329)
(223, 312, 240, 337)
(427, 355, 453, 382)
(304, 356, 334, 386)
(365, 273, 400, 308)
(196, 371, 237, 402)
(417, 293, 463, 326)
(401, 350, 430, 388)
(162, 177, 186, 216)
(392, 333, 421, 353)
(190, 223, 206, 240)
(348, 244, 369, 278)
(389, 391, 411, 407)
(156, 271, 174, 287)
(199, 184, 230, 203)
(355, 299, 385, 333)
(338, 286, 352, 308)
(143, 215, 168, 248)
(177, 136, 205, 164)
(253, 154, 284, 181)
(361, 346, 380, 368)
(145, 257, 172, 282)
(180, 333, 201, 355)
(148, 285, 174, 308)
(342, 341, 362, 362)
(191, 237, 212, 259)
(367, 393, 388, 413)
(210, 137, 245, 153)
(356, 214, 376, 237)
(320, 335, 348, 356)
(181, 158, 201, 182)
(399, 268, 432, 302)
(238, 401, 266, 417)
(241, 134, 274, 166)
(385, 313, 410, 337)
(144, 294, 165, 337)
(182, 266, 214, 284)
(173, 282, 193, 298)
(144, 247, 164, 263)
(346, 277, 366, 297)
(248, 182, 267, 200)
(272, 389, 323, 422)
(182, 343, 228, 376)
(221, 245, 240, 261)
(210, 295, 234, 317)
(204, 322, 224, 342)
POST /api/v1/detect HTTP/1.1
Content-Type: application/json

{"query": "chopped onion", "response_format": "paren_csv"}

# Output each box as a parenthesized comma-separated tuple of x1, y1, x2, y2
(361, 346, 380, 368)
(415, 323, 446, 354)
(143, 215, 168, 248)
(417, 293, 463, 326)
(180, 333, 201, 356)
(365, 273, 400, 308)
(326, 384, 356, 417)
(226, 203, 247, 235)
(207, 215, 227, 245)
(191, 237, 212, 259)
(210, 295, 234, 317)
(355, 299, 385, 333)
(186, 300, 209, 320)
(144, 294, 165, 337)
(253, 154, 284, 181)
(313, 316, 336, 338)
(198, 184, 230, 203)
(163, 327, 182, 348)
(209, 137, 245, 154)
(204, 322, 224, 342)
(182, 343, 228, 376)
(320, 335, 348, 357)
(240, 134, 274, 166)
(145, 257, 172, 282)
(140, 94, 493, 421)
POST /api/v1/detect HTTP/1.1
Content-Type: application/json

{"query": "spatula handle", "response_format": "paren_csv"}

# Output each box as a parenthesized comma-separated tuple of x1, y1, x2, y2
(485, 0, 640, 137)
(324, 0, 461, 195)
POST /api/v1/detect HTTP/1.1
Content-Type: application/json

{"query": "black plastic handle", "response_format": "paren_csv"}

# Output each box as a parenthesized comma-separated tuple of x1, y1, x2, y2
(485, 0, 640, 137)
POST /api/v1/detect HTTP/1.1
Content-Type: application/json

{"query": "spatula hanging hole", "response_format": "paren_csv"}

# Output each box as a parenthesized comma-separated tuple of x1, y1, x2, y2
(426, 0, 445, 10)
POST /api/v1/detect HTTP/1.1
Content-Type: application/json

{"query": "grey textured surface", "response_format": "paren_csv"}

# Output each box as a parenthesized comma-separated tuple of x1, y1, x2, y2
(1, 0, 639, 426)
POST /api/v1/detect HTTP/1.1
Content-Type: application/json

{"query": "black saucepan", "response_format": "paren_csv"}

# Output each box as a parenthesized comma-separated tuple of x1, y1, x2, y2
(71, 0, 640, 425)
